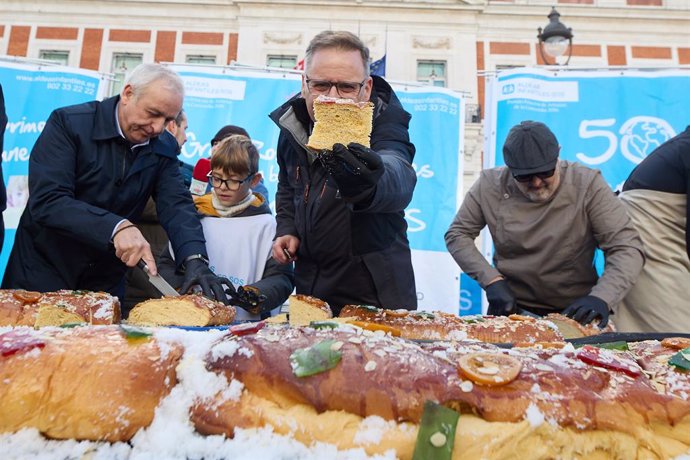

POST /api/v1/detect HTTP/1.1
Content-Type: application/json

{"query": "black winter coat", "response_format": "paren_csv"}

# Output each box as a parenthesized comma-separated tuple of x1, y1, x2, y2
(269, 76, 417, 314)
(2, 96, 207, 293)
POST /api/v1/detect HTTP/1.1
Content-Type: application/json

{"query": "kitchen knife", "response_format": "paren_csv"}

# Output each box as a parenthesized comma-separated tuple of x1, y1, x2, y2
(137, 260, 180, 297)
(516, 307, 541, 319)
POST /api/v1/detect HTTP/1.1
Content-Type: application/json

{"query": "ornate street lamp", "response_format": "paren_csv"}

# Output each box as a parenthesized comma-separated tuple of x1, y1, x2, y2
(537, 7, 574, 65)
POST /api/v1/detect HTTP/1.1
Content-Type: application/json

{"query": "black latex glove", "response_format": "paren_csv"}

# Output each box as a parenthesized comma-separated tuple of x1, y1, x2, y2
(485, 279, 518, 316)
(318, 143, 384, 201)
(179, 258, 232, 305)
(225, 285, 267, 316)
(562, 295, 609, 328)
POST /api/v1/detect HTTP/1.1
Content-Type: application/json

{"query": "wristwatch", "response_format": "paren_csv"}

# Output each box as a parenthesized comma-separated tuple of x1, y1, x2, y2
(183, 254, 209, 267)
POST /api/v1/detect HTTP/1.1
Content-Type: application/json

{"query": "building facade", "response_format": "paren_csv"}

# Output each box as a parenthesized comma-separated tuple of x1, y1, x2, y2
(2, 0, 689, 185)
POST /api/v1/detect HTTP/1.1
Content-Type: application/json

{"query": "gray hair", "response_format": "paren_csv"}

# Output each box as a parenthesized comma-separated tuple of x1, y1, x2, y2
(304, 30, 370, 78)
(124, 63, 185, 99)
(173, 109, 186, 127)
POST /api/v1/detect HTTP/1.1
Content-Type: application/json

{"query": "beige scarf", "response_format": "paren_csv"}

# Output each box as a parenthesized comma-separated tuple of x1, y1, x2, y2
(209, 189, 255, 217)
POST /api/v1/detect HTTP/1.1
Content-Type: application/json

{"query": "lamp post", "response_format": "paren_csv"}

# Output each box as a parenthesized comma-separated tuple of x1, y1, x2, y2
(537, 7, 574, 65)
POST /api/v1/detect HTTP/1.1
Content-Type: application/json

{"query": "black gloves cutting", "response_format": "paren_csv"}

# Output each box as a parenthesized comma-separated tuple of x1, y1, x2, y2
(562, 295, 610, 328)
(179, 258, 232, 305)
(486, 279, 518, 316)
(318, 143, 384, 202)
(225, 285, 267, 316)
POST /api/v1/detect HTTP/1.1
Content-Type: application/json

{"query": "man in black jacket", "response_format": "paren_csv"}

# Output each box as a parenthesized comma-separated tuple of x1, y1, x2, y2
(2, 64, 230, 302)
(270, 30, 417, 315)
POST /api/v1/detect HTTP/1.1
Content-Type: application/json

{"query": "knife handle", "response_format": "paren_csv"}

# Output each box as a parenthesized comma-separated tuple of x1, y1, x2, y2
(137, 259, 149, 273)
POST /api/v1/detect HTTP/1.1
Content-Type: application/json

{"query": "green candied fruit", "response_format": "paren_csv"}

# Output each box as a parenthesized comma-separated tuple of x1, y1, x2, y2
(309, 321, 340, 330)
(460, 315, 485, 324)
(669, 347, 690, 371)
(412, 401, 459, 460)
(119, 324, 153, 340)
(59, 322, 86, 328)
(590, 341, 629, 351)
(289, 340, 343, 378)
(412, 311, 435, 320)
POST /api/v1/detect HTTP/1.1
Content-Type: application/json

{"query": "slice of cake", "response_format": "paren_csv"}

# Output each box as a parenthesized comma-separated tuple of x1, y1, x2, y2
(544, 313, 616, 339)
(0, 289, 121, 327)
(306, 95, 374, 151)
(128, 294, 235, 327)
(288, 294, 332, 327)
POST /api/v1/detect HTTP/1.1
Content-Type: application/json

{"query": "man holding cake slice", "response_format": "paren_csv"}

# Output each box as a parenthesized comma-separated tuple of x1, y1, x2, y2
(269, 30, 417, 315)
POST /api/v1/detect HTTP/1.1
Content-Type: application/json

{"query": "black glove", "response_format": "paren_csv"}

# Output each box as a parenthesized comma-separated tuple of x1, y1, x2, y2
(225, 285, 267, 316)
(179, 258, 232, 305)
(318, 143, 384, 201)
(562, 295, 609, 328)
(485, 280, 517, 316)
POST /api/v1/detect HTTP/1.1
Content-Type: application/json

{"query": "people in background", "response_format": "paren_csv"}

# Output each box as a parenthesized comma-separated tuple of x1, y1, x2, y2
(159, 134, 293, 320)
(168, 109, 189, 148)
(269, 30, 417, 315)
(616, 125, 690, 333)
(445, 120, 644, 328)
(2, 63, 231, 303)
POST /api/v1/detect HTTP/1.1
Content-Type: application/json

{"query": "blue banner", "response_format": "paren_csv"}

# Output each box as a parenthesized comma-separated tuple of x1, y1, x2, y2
(475, 67, 690, 313)
(488, 68, 690, 188)
(171, 65, 302, 206)
(171, 65, 465, 311)
(0, 60, 106, 277)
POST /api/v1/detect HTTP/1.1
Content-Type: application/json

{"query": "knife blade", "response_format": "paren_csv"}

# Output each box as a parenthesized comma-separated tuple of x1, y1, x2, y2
(137, 260, 180, 297)
(516, 307, 541, 319)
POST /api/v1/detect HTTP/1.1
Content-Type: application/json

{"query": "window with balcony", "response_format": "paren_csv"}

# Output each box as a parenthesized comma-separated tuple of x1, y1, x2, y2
(110, 53, 143, 96)
(267, 54, 298, 69)
(39, 50, 69, 66)
(417, 60, 447, 87)
(186, 55, 217, 65)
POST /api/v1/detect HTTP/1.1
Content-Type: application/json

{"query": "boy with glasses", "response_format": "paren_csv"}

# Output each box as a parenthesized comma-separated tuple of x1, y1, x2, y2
(445, 120, 644, 327)
(268, 30, 417, 315)
(158, 135, 293, 320)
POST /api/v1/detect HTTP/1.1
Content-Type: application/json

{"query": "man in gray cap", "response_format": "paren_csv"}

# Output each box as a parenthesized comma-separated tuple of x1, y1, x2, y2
(445, 120, 645, 327)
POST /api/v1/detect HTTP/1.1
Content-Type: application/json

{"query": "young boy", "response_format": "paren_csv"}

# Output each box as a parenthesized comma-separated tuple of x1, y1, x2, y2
(158, 135, 293, 321)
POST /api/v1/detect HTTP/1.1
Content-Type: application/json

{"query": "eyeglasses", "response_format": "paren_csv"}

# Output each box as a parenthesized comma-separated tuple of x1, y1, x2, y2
(207, 171, 255, 191)
(305, 77, 366, 97)
(512, 169, 556, 183)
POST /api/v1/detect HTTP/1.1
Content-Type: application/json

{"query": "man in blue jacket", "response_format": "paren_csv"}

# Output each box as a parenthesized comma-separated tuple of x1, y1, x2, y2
(2, 64, 230, 302)
(269, 30, 417, 314)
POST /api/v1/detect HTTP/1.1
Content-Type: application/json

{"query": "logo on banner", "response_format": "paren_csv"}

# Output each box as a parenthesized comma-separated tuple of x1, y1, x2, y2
(184, 77, 246, 100)
(498, 78, 579, 102)
(619, 116, 675, 164)
(575, 116, 676, 166)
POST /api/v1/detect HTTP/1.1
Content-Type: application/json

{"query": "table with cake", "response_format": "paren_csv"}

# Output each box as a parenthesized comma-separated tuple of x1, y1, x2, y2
(1, 288, 689, 459)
